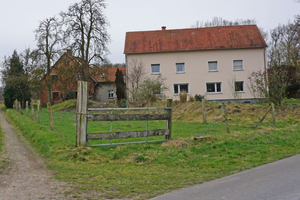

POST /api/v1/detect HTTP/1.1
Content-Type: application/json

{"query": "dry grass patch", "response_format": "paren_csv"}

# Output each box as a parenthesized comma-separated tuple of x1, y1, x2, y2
(161, 139, 188, 148)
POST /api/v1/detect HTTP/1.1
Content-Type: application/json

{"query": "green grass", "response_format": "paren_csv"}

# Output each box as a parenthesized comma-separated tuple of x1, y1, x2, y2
(2, 104, 300, 199)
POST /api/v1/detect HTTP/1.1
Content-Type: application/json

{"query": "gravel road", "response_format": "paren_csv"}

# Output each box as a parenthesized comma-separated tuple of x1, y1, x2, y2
(0, 109, 72, 200)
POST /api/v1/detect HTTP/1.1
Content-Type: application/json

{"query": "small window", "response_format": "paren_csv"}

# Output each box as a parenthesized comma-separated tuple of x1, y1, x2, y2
(208, 61, 218, 72)
(176, 63, 185, 73)
(206, 82, 222, 93)
(51, 74, 58, 82)
(235, 81, 244, 92)
(108, 90, 114, 98)
(75, 73, 81, 81)
(52, 91, 59, 100)
(101, 73, 105, 78)
(233, 60, 243, 71)
(174, 83, 189, 95)
(151, 64, 160, 74)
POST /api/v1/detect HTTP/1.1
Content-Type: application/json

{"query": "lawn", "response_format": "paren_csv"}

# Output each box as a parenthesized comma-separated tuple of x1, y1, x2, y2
(2, 101, 300, 199)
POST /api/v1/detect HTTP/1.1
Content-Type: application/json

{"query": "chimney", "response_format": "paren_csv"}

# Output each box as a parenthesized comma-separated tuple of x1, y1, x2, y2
(161, 26, 166, 31)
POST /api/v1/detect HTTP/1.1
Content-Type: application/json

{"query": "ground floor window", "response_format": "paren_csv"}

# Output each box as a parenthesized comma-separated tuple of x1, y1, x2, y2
(108, 90, 114, 98)
(52, 91, 59, 100)
(206, 82, 222, 93)
(235, 81, 244, 92)
(174, 83, 189, 95)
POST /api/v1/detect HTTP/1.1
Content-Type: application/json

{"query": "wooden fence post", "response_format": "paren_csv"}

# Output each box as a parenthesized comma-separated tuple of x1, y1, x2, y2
(36, 100, 40, 124)
(26, 101, 29, 117)
(15, 100, 18, 112)
(31, 102, 34, 121)
(202, 98, 207, 123)
(252, 106, 272, 129)
(271, 103, 276, 128)
(223, 103, 229, 133)
(165, 99, 172, 140)
(47, 103, 54, 131)
(18, 101, 23, 115)
(76, 81, 89, 146)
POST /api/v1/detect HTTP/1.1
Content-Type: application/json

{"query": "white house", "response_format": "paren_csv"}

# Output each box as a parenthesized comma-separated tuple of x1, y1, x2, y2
(124, 25, 267, 103)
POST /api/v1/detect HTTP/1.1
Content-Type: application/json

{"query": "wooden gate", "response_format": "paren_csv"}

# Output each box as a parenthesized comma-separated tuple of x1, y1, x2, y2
(75, 81, 172, 146)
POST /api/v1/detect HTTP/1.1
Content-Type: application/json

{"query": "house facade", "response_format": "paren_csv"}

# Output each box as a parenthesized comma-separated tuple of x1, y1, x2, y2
(40, 50, 125, 105)
(124, 25, 267, 102)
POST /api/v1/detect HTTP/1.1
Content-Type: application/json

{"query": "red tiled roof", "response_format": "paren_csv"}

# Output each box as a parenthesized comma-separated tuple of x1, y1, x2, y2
(124, 25, 267, 54)
(93, 67, 126, 82)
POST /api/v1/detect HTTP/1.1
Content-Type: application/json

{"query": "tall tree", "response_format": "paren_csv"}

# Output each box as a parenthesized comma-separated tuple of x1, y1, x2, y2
(35, 17, 62, 104)
(60, 0, 110, 82)
(2, 50, 31, 108)
(115, 69, 126, 101)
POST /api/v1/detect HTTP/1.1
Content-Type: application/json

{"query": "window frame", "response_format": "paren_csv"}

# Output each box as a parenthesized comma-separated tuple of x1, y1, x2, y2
(234, 81, 245, 92)
(206, 82, 222, 94)
(173, 83, 189, 95)
(151, 64, 161, 74)
(50, 74, 58, 82)
(233, 60, 244, 71)
(208, 61, 218, 72)
(52, 91, 59, 100)
(75, 73, 81, 81)
(175, 63, 185, 74)
(108, 90, 114, 98)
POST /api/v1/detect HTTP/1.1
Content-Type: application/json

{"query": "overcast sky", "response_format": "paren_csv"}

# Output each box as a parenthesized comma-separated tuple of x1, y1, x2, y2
(0, 0, 299, 65)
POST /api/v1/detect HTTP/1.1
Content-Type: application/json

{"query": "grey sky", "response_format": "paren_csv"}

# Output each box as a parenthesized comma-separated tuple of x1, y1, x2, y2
(0, 0, 299, 64)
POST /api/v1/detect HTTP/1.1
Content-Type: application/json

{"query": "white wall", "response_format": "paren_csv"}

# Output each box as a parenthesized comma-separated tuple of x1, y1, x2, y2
(126, 48, 266, 101)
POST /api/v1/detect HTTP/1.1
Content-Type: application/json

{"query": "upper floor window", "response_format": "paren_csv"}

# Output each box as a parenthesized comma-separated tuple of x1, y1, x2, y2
(208, 61, 218, 72)
(151, 64, 160, 74)
(206, 82, 222, 93)
(51, 74, 58, 82)
(233, 60, 243, 71)
(235, 81, 244, 92)
(101, 73, 105, 78)
(176, 63, 185, 73)
(174, 83, 189, 95)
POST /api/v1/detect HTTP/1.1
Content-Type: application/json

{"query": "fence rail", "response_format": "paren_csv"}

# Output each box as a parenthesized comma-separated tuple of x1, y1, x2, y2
(75, 81, 173, 147)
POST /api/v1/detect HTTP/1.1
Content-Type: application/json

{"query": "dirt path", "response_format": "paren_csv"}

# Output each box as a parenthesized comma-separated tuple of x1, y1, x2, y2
(0, 109, 72, 199)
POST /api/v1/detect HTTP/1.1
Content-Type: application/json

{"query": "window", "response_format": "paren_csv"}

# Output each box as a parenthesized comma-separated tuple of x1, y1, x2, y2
(176, 63, 185, 73)
(235, 81, 244, 92)
(101, 73, 105, 78)
(75, 73, 81, 81)
(174, 84, 189, 95)
(52, 91, 59, 100)
(208, 61, 218, 71)
(51, 74, 58, 82)
(151, 64, 160, 74)
(233, 60, 243, 71)
(108, 90, 114, 98)
(206, 82, 222, 93)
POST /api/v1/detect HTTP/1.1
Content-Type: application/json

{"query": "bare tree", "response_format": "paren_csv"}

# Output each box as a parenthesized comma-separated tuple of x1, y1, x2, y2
(60, 0, 110, 82)
(191, 17, 268, 41)
(35, 17, 62, 103)
(127, 59, 146, 103)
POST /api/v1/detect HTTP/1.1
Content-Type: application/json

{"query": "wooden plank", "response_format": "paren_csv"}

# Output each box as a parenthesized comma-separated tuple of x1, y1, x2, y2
(91, 140, 167, 146)
(88, 107, 171, 111)
(88, 113, 170, 121)
(87, 129, 169, 140)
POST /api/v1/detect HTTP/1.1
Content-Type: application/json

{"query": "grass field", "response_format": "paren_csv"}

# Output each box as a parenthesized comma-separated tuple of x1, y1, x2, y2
(2, 101, 300, 199)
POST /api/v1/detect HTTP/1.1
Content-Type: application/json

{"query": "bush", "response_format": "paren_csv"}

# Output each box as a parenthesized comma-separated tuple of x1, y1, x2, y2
(188, 95, 195, 102)
(179, 91, 187, 103)
(194, 94, 204, 102)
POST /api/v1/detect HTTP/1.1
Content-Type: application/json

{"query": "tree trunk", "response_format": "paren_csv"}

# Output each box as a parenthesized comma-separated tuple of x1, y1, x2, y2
(47, 85, 51, 104)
